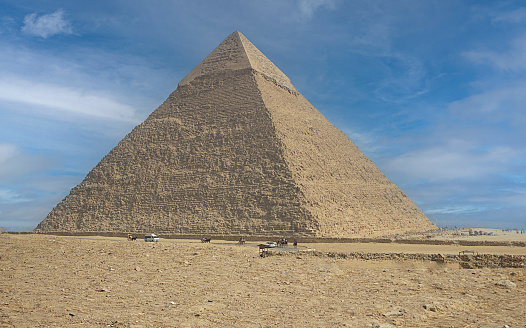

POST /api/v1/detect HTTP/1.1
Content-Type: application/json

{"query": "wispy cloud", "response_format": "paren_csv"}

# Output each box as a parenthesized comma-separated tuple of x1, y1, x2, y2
(0, 77, 139, 123)
(297, 0, 338, 19)
(463, 33, 526, 72)
(0, 16, 16, 35)
(0, 40, 175, 124)
(492, 7, 526, 24)
(426, 205, 491, 215)
(469, 188, 526, 208)
(0, 143, 18, 166)
(21, 9, 73, 39)
(384, 141, 518, 183)
(447, 84, 526, 131)
(0, 143, 57, 183)
(0, 189, 29, 204)
(372, 53, 432, 103)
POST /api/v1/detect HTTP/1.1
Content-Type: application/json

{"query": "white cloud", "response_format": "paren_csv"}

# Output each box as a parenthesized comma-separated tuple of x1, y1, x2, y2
(1, 200, 62, 231)
(297, 0, 338, 19)
(426, 205, 490, 215)
(384, 83, 525, 186)
(21, 9, 73, 39)
(372, 53, 431, 103)
(466, 188, 526, 208)
(0, 41, 173, 125)
(0, 77, 139, 123)
(0, 143, 57, 182)
(0, 16, 16, 35)
(0, 143, 18, 165)
(341, 128, 389, 157)
(384, 140, 518, 183)
(463, 33, 526, 72)
(446, 85, 526, 136)
(492, 7, 526, 24)
(452, 86, 522, 112)
(0, 189, 29, 204)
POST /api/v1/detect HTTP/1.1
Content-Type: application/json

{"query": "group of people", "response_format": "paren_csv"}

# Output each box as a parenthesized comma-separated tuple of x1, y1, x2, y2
(277, 238, 288, 247)
(200, 236, 299, 247)
(277, 238, 298, 247)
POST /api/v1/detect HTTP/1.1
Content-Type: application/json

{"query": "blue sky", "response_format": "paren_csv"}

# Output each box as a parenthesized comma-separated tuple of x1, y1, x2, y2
(1, 0, 525, 231)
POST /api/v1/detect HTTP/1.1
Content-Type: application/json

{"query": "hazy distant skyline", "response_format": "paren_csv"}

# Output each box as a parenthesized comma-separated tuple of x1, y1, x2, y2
(1, 1, 525, 230)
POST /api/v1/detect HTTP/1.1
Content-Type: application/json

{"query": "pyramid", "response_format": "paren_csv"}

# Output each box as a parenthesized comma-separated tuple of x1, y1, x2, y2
(37, 31, 436, 237)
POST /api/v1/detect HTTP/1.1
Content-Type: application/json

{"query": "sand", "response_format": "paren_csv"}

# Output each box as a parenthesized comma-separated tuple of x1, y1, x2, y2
(1, 233, 525, 327)
(306, 242, 526, 255)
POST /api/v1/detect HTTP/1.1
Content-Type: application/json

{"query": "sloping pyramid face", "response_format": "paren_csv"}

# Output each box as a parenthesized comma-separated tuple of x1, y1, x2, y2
(37, 32, 436, 237)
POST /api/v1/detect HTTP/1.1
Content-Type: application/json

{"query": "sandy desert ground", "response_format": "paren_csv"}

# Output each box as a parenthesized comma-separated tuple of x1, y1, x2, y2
(1, 233, 525, 328)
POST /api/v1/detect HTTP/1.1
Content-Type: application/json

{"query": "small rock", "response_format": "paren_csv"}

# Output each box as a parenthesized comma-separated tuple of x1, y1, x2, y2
(423, 304, 437, 312)
(496, 280, 516, 289)
(372, 324, 395, 328)
(135, 266, 141, 272)
(69, 313, 75, 317)
(382, 310, 404, 317)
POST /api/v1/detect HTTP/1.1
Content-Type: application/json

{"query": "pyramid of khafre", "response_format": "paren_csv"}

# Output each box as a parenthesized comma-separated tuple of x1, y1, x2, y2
(37, 31, 436, 237)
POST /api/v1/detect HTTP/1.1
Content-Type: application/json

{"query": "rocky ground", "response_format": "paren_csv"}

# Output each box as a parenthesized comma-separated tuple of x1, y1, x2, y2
(1, 234, 525, 327)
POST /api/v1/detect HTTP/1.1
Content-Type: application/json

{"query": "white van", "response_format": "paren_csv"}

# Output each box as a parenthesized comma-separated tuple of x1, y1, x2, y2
(144, 233, 159, 242)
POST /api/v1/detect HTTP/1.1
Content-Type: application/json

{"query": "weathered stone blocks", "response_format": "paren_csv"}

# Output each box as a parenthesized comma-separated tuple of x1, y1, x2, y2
(37, 31, 436, 237)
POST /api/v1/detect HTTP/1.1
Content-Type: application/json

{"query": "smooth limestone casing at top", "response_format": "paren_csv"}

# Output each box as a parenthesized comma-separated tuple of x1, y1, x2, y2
(37, 31, 437, 237)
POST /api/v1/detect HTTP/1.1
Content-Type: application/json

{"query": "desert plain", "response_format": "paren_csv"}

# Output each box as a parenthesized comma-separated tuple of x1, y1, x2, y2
(1, 231, 525, 328)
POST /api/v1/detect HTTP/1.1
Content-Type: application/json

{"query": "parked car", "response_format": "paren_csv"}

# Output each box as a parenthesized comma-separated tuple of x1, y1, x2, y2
(144, 233, 159, 242)
(265, 241, 277, 248)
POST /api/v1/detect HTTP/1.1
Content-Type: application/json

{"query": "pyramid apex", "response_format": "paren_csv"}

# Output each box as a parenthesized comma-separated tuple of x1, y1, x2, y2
(231, 31, 247, 39)
(179, 32, 296, 91)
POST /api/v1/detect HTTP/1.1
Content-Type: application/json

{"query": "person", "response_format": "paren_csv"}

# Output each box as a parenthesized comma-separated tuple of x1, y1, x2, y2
(293, 239, 297, 247)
